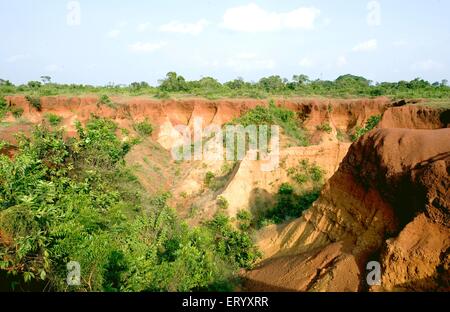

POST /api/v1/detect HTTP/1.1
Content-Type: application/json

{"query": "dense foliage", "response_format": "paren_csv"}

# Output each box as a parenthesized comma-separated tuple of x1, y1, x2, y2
(257, 183, 320, 227)
(0, 117, 260, 291)
(1, 73, 449, 100)
(229, 100, 309, 146)
(351, 115, 382, 141)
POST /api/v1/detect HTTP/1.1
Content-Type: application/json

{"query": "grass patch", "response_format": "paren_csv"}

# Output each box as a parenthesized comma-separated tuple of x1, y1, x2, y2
(316, 122, 332, 133)
(45, 113, 62, 126)
(133, 119, 153, 137)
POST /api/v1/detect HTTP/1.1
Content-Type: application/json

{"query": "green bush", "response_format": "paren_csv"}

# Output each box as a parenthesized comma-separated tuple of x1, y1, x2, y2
(206, 213, 261, 269)
(11, 107, 24, 118)
(316, 123, 332, 133)
(25, 95, 41, 111)
(45, 113, 62, 126)
(229, 100, 309, 146)
(287, 160, 325, 186)
(216, 196, 229, 210)
(0, 97, 7, 119)
(257, 183, 320, 226)
(97, 95, 117, 109)
(236, 210, 252, 231)
(133, 119, 153, 137)
(351, 115, 382, 141)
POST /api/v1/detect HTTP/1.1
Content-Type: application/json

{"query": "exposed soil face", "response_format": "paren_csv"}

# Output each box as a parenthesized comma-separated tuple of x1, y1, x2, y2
(244, 127, 450, 292)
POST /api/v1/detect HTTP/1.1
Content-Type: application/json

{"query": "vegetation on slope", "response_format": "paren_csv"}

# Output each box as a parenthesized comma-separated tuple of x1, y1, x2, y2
(229, 100, 309, 146)
(0, 117, 260, 291)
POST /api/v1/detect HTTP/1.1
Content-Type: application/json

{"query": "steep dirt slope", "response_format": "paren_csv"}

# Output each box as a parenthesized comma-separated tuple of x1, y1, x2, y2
(245, 127, 450, 291)
(378, 105, 449, 129)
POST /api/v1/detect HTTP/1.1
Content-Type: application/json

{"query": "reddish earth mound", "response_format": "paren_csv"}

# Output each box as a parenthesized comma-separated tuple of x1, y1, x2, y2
(378, 105, 449, 129)
(245, 127, 450, 291)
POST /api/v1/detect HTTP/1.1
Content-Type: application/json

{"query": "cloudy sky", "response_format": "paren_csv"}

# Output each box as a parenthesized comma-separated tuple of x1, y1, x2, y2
(0, 0, 449, 85)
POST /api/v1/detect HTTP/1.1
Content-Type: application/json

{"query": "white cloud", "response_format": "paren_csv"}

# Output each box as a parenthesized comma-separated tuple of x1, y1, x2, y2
(222, 3, 320, 32)
(45, 64, 62, 73)
(226, 53, 275, 71)
(107, 29, 121, 38)
(299, 57, 314, 68)
(352, 39, 377, 52)
(5, 54, 30, 63)
(367, 1, 381, 26)
(128, 42, 166, 53)
(411, 59, 443, 72)
(159, 19, 209, 35)
(137, 22, 152, 32)
(336, 56, 348, 67)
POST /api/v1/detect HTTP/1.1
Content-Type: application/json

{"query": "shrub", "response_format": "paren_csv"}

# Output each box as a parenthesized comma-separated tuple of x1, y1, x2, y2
(0, 97, 7, 119)
(97, 95, 117, 109)
(229, 100, 309, 146)
(236, 210, 252, 231)
(25, 95, 41, 111)
(206, 214, 261, 269)
(45, 113, 62, 126)
(204, 171, 216, 189)
(351, 115, 382, 141)
(287, 160, 325, 186)
(316, 123, 332, 133)
(11, 107, 24, 118)
(257, 184, 320, 226)
(133, 119, 153, 137)
(217, 196, 229, 210)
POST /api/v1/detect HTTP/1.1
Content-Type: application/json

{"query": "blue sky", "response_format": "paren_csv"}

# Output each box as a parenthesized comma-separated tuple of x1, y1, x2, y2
(1, 0, 449, 85)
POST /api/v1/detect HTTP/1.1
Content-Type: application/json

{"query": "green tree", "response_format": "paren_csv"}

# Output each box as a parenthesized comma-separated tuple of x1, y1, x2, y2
(159, 72, 189, 92)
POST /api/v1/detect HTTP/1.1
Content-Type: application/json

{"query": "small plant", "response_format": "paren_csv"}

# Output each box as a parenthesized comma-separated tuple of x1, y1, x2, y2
(45, 113, 62, 126)
(180, 192, 188, 199)
(133, 119, 153, 137)
(120, 128, 130, 136)
(287, 160, 325, 186)
(217, 196, 229, 210)
(97, 95, 117, 109)
(310, 166, 324, 183)
(204, 171, 216, 189)
(25, 95, 41, 111)
(189, 204, 200, 218)
(0, 97, 7, 119)
(336, 129, 346, 142)
(11, 107, 24, 118)
(237, 210, 252, 231)
(316, 123, 332, 133)
(351, 115, 382, 141)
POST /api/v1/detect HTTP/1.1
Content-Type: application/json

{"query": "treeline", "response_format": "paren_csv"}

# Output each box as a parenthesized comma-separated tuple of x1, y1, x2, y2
(1, 73, 449, 99)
